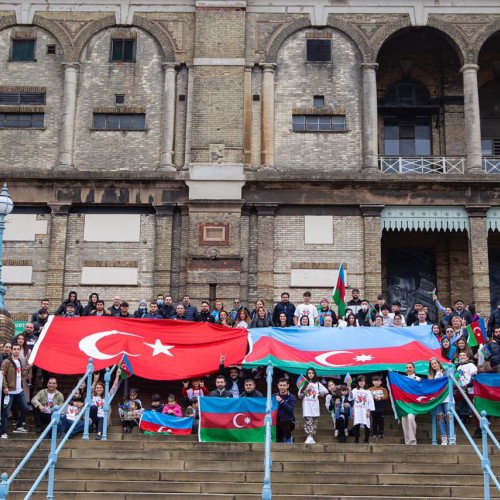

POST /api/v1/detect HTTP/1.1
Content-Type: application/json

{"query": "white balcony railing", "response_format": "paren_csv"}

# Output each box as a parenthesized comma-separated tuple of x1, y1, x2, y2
(482, 157, 500, 173)
(379, 156, 465, 174)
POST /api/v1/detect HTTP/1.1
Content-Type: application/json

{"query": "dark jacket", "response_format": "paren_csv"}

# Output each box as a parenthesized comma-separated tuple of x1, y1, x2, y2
(274, 391, 296, 423)
(183, 304, 199, 322)
(355, 309, 371, 327)
(196, 311, 215, 323)
(219, 362, 245, 395)
(272, 302, 296, 326)
(240, 389, 263, 398)
(488, 308, 500, 338)
(116, 312, 132, 318)
(487, 338, 500, 369)
(453, 309, 473, 325)
(250, 316, 273, 328)
(82, 293, 99, 316)
(143, 313, 164, 319)
(106, 305, 121, 316)
(160, 305, 176, 319)
(173, 314, 187, 321)
(56, 291, 83, 316)
(209, 388, 233, 398)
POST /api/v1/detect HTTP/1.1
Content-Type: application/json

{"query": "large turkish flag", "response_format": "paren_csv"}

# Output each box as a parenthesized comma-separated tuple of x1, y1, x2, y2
(29, 316, 249, 380)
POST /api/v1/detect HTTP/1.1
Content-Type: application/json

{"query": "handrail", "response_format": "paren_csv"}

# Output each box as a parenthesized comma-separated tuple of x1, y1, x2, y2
(0, 358, 94, 499)
(262, 360, 273, 500)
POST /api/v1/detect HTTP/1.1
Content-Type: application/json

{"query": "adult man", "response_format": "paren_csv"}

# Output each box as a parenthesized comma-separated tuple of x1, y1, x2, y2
(31, 299, 50, 323)
(17, 322, 38, 351)
(156, 294, 165, 311)
(229, 299, 244, 323)
(487, 327, 500, 371)
(31, 377, 64, 432)
(412, 310, 432, 326)
(453, 300, 473, 325)
(133, 299, 148, 318)
(274, 377, 296, 443)
(143, 302, 163, 319)
(56, 291, 83, 316)
(33, 308, 49, 333)
(293, 291, 318, 326)
(346, 288, 362, 315)
(355, 300, 371, 327)
(317, 299, 337, 326)
(1, 344, 30, 438)
(107, 296, 121, 316)
(90, 300, 107, 317)
(219, 356, 245, 397)
(116, 302, 132, 318)
(173, 304, 187, 321)
(406, 301, 424, 326)
(239, 379, 263, 398)
(196, 301, 215, 322)
(161, 296, 176, 319)
(209, 375, 233, 397)
(182, 296, 199, 322)
(63, 303, 79, 318)
(488, 305, 500, 339)
(272, 292, 295, 326)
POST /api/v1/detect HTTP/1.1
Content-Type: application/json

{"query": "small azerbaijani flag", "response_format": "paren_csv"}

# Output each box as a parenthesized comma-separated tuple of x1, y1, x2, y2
(332, 262, 346, 318)
(344, 373, 352, 387)
(140, 410, 193, 435)
(466, 318, 487, 348)
(296, 374, 308, 391)
(119, 353, 134, 379)
(473, 373, 500, 417)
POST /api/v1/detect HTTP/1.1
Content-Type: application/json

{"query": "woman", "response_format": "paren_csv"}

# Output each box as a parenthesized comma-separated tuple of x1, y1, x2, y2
(298, 367, 328, 444)
(298, 315, 311, 327)
(82, 292, 99, 316)
(432, 324, 442, 342)
(428, 357, 450, 445)
(250, 307, 273, 328)
(217, 310, 232, 327)
(276, 312, 291, 328)
(441, 337, 456, 361)
(453, 338, 474, 365)
(345, 314, 358, 327)
(449, 315, 468, 343)
(250, 300, 272, 322)
(402, 362, 420, 445)
(210, 300, 224, 322)
(13, 334, 32, 402)
(233, 308, 250, 329)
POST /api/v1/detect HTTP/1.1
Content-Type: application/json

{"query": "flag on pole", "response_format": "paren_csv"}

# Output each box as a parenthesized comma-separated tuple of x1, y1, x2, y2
(332, 262, 346, 318)
(344, 373, 352, 387)
(199, 397, 277, 443)
(119, 353, 134, 379)
(387, 371, 449, 418)
(296, 374, 308, 391)
(473, 374, 500, 417)
(466, 319, 487, 347)
(139, 411, 193, 435)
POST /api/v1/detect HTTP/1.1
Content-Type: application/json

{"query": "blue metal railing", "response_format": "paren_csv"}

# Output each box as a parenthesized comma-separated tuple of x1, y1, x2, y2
(0, 358, 94, 499)
(430, 369, 500, 500)
(262, 360, 273, 500)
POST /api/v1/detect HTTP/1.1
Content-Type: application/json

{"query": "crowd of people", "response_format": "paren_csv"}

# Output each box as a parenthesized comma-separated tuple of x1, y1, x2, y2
(1, 287, 499, 444)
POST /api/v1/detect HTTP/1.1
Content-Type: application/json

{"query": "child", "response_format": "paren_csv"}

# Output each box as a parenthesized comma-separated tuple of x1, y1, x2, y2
(119, 393, 144, 434)
(58, 389, 85, 439)
(185, 397, 200, 434)
(162, 394, 183, 417)
(324, 380, 338, 436)
(298, 367, 328, 444)
(333, 385, 352, 443)
(368, 375, 389, 438)
(349, 375, 375, 444)
(181, 379, 209, 406)
(149, 394, 164, 413)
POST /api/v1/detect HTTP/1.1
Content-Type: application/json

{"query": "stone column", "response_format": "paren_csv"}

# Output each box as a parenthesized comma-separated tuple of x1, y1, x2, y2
(153, 204, 176, 292)
(57, 63, 79, 170)
(184, 64, 194, 168)
(243, 66, 253, 167)
(466, 205, 491, 315)
(461, 64, 483, 173)
(260, 63, 277, 168)
(255, 203, 278, 305)
(361, 63, 379, 170)
(360, 205, 384, 301)
(46, 204, 71, 306)
(160, 63, 179, 170)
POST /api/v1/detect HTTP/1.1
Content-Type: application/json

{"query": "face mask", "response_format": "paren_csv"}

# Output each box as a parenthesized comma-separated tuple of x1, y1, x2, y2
(361, 305, 368, 311)
(157, 300, 164, 307)
(139, 306, 146, 312)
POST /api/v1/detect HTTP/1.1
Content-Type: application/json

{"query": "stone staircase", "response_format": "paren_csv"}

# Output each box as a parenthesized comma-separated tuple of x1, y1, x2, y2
(1, 375, 499, 498)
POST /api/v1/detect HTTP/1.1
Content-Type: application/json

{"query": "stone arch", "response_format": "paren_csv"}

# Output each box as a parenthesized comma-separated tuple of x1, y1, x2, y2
(264, 16, 371, 63)
(71, 15, 176, 63)
(370, 18, 412, 62)
(0, 14, 70, 60)
(474, 20, 500, 64)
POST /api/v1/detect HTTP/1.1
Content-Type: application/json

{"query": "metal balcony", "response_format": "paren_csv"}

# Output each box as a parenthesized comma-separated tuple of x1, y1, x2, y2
(379, 156, 465, 174)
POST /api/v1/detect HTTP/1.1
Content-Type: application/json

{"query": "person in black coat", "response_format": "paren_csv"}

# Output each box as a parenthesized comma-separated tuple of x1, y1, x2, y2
(274, 377, 296, 443)
(208, 375, 234, 397)
(219, 356, 245, 397)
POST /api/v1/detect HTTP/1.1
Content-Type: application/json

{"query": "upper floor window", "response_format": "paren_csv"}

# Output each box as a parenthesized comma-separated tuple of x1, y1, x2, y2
(93, 113, 145, 131)
(0, 112, 44, 128)
(384, 117, 431, 156)
(111, 39, 136, 62)
(482, 138, 500, 156)
(306, 39, 331, 62)
(384, 80, 431, 108)
(11, 39, 36, 62)
(0, 91, 46, 105)
(293, 114, 346, 132)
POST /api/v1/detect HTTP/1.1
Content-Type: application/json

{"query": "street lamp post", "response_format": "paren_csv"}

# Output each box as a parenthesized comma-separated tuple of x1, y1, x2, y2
(0, 183, 14, 310)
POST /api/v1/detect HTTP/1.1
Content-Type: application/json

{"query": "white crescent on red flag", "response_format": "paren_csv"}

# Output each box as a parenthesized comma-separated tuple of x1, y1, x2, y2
(29, 316, 249, 380)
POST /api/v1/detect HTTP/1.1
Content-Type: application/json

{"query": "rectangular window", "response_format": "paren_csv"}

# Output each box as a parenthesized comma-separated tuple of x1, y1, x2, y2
(0, 113, 44, 128)
(384, 117, 431, 156)
(111, 39, 136, 62)
(93, 113, 145, 130)
(0, 92, 46, 105)
(306, 39, 331, 62)
(11, 39, 36, 61)
(46, 44, 56, 55)
(292, 114, 346, 132)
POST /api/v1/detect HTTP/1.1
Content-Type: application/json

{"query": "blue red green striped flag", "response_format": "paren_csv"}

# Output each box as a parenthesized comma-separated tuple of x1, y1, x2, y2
(332, 263, 346, 318)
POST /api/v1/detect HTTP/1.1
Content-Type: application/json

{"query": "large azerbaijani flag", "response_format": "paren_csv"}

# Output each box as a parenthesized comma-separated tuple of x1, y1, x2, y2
(387, 371, 449, 418)
(244, 325, 448, 375)
(199, 397, 278, 443)
(473, 373, 500, 417)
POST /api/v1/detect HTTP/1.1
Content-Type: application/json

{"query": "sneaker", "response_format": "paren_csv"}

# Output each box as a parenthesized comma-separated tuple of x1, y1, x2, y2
(305, 436, 315, 444)
(1, 434, 7, 439)
(334, 430, 338, 437)
(344, 429, 349, 437)
(13, 427, 27, 433)
(441, 436, 448, 446)
(284, 436, 293, 444)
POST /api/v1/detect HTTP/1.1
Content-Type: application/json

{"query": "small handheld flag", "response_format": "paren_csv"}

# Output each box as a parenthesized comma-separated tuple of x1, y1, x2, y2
(332, 262, 346, 318)
(119, 353, 134, 379)
(296, 374, 308, 391)
(344, 373, 352, 387)
(479, 344, 492, 361)
(467, 319, 487, 348)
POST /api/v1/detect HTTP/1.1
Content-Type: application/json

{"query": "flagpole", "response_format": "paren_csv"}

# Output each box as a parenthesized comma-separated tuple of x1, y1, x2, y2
(262, 360, 273, 500)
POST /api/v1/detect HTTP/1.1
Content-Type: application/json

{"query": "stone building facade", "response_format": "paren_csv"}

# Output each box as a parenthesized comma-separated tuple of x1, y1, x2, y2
(1, 0, 499, 322)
